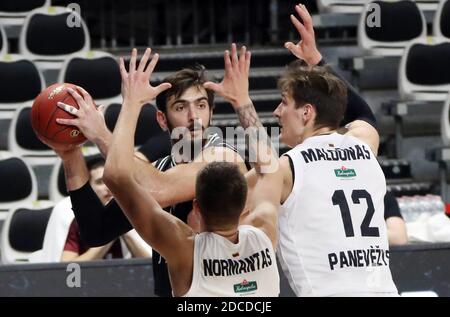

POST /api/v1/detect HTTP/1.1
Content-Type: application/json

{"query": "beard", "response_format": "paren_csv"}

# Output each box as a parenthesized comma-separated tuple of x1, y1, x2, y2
(168, 120, 208, 163)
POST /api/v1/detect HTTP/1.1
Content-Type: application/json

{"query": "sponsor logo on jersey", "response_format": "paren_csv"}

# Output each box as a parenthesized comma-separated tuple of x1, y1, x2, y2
(334, 166, 356, 178)
(234, 280, 258, 293)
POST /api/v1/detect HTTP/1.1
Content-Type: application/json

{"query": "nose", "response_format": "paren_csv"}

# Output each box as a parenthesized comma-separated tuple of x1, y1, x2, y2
(273, 103, 281, 118)
(188, 104, 198, 122)
(101, 183, 112, 197)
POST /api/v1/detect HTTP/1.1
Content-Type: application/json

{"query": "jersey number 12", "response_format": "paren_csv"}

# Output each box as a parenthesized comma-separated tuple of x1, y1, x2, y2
(332, 189, 380, 237)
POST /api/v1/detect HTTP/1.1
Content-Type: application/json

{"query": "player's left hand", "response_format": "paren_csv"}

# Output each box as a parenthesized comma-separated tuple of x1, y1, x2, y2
(284, 4, 322, 66)
(203, 43, 252, 109)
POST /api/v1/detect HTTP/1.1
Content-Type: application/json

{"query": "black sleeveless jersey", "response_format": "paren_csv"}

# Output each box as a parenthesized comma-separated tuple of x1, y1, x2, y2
(152, 133, 242, 296)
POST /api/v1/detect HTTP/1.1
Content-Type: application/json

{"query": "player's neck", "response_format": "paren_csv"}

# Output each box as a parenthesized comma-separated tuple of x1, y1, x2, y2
(212, 228, 239, 244)
(307, 126, 335, 139)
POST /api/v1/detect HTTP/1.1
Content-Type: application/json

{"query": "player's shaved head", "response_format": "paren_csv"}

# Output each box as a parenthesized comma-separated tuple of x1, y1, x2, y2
(196, 162, 247, 229)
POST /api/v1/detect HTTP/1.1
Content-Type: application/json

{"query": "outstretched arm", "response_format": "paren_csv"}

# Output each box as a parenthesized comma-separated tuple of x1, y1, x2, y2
(204, 44, 283, 248)
(286, 3, 379, 155)
(103, 48, 194, 266)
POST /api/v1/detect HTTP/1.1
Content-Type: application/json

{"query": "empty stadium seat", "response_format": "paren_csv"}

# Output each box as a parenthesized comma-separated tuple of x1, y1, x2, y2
(0, 152, 38, 217)
(58, 51, 122, 106)
(48, 147, 100, 202)
(399, 40, 450, 101)
(434, 0, 450, 41)
(0, 54, 44, 119)
(0, 24, 7, 56)
(1, 202, 54, 264)
(317, 0, 367, 13)
(0, 0, 49, 25)
(358, 0, 426, 56)
(104, 103, 165, 147)
(414, 0, 440, 10)
(19, 6, 90, 70)
(7, 105, 56, 166)
(48, 159, 66, 203)
(440, 93, 450, 146)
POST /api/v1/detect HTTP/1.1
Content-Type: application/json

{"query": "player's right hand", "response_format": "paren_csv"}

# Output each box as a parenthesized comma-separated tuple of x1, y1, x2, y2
(36, 134, 81, 158)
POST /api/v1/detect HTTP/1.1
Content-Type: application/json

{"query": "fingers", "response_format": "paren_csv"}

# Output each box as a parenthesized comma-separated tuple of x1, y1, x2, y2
(76, 86, 94, 108)
(145, 53, 159, 78)
(203, 81, 221, 93)
(224, 50, 232, 74)
(290, 14, 307, 38)
(245, 51, 251, 73)
(154, 83, 172, 95)
(238, 45, 246, 72)
(57, 102, 79, 116)
(56, 118, 78, 126)
(129, 48, 137, 75)
(97, 104, 106, 113)
(284, 41, 295, 51)
(119, 57, 128, 81)
(295, 4, 313, 32)
(67, 88, 87, 110)
(231, 43, 239, 70)
(138, 48, 151, 73)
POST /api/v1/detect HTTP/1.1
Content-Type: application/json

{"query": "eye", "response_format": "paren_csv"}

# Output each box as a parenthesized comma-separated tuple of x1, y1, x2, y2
(175, 104, 185, 112)
(198, 102, 207, 109)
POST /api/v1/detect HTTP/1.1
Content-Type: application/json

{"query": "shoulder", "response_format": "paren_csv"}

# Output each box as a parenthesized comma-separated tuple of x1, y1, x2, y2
(154, 155, 172, 170)
(238, 224, 275, 248)
(194, 144, 245, 165)
(344, 120, 380, 156)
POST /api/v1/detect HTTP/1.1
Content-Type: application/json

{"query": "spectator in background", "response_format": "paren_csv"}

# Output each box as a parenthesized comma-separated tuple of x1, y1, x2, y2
(30, 155, 152, 263)
(384, 191, 408, 246)
(60, 155, 152, 261)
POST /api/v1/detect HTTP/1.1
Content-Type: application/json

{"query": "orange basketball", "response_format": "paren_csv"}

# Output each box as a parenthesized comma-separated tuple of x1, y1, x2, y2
(31, 83, 88, 146)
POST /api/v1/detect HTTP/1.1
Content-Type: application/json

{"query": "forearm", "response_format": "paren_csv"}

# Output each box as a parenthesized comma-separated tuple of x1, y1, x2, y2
(91, 129, 112, 158)
(61, 243, 114, 262)
(60, 149, 89, 191)
(105, 101, 140, 186)
(122, 232, 152, 258)
(235, 102, 278, 174)
(70, 182, 133, 246)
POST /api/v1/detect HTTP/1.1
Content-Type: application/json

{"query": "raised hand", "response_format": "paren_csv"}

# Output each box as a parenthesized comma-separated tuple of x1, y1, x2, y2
(119, 48, 172, 107)
(55, 86, 109, 144)
(284, 3, 322, 66)
(203, 43, 252, 109)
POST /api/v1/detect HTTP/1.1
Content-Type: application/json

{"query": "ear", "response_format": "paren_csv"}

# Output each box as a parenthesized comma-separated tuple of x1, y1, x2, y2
(302, 103, 316, 123)
(208, 109, 213, 127)
(156, 110, 168, 131)
(192, 199, 201, 214)
(192, 199, 206, 232)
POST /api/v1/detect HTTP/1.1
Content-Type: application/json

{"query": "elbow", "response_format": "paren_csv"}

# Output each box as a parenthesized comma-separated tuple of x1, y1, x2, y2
(388, 232, 408, 246)
(103, 160, 129, 192)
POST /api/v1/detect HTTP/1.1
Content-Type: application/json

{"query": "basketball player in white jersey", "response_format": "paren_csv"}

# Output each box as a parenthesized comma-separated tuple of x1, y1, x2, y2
(206, 4, 398, 297)
(102, 46, 282, 296)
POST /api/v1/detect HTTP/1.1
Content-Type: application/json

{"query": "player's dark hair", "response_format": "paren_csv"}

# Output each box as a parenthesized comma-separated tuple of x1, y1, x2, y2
(85, 154, 105, 172)
(196, 162, 247, 228)
(156, 65, 214, 114)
